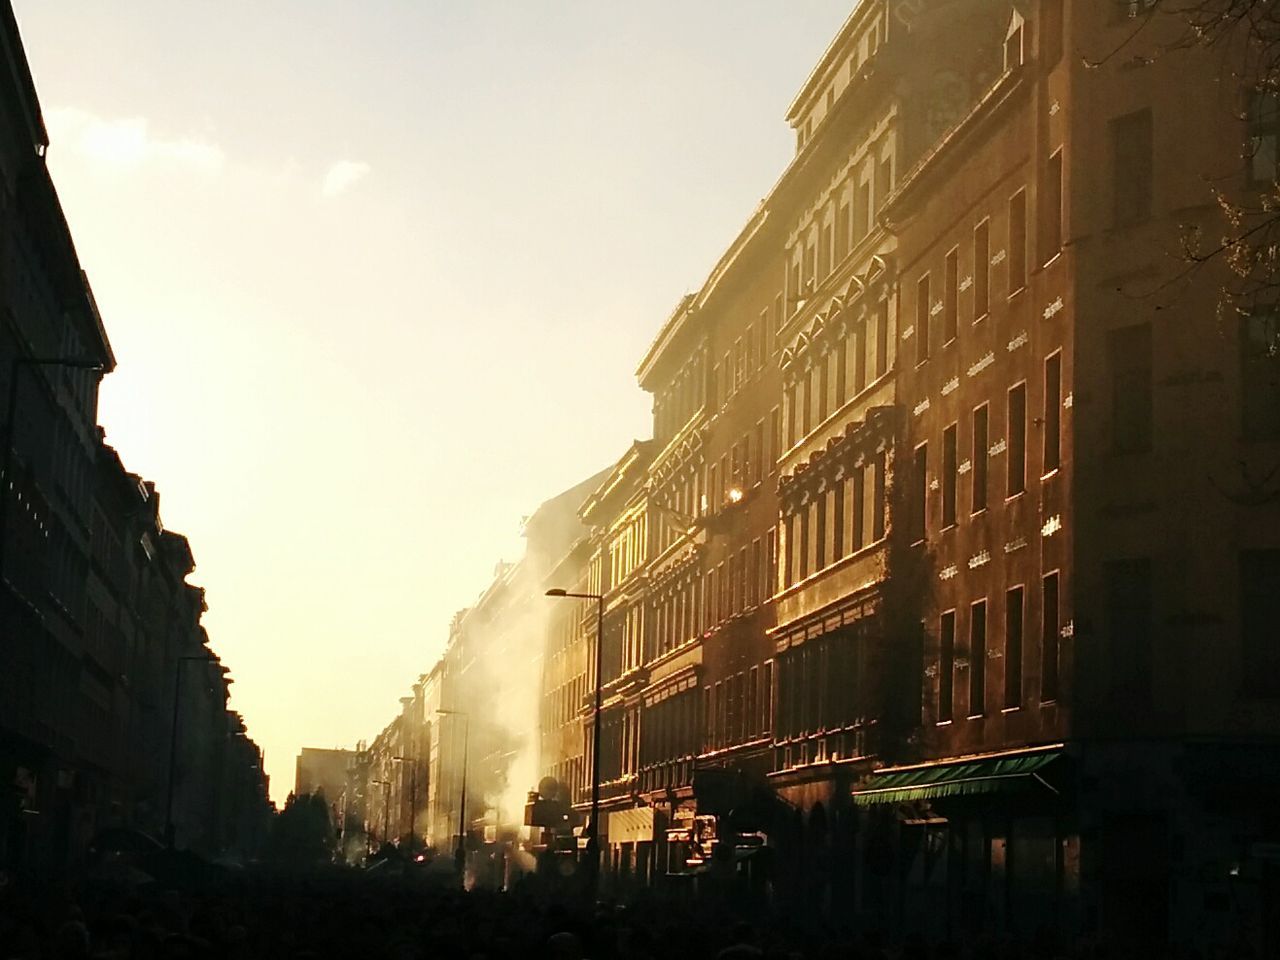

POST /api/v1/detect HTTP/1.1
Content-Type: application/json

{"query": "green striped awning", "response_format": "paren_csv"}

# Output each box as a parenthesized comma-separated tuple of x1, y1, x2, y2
(851, 749, 1064, 806)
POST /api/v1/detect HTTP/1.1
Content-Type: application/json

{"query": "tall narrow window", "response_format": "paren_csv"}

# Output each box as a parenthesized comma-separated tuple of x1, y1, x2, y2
(1248, 89, 1280, 187)
(855, 180, 871, 240)
(969, 599, 987, 716)
(1106, 558, 1152, 706)
(832, 479, 846, 561)
(819, 352, 831, 423)
(911, 443, 928, 544)
(872, 452, 886, 541)
(1042, 571, 1060, 702)
(1044, 352, 1062, 473)
(1007, 383, 1027, 496)
(1109, 323, 1153, 453)
(972, 404, 989, 513)
(771, 406, 782, 469)
(854, 320, 867, 394)
(944, 248, 959, 343)
(1009, 189, 1027, 292)
(821, 221, 834, 278)
(815, 493, 828, 572)
(836, 200, 850, 262)
(942, 423, 958, 527)
(916, 274, 931, 364)
(1042, 0, 1063, 66)
(1041, 150, 1063, 264)
(875, 299, 889, 378)
(1241, 550, 1280, 698)
(1004, 586, 1024, 708)
(1111, 109, 1153, 226)
(1241, 311, 1280, 440)
(939, 610, 955, 722)
(974, 219, 990, 320)
(834, 338, 848, 407)
(799, 507, 811, 580)
(876, 155, 893, 212)
(852, 466, 866, 551)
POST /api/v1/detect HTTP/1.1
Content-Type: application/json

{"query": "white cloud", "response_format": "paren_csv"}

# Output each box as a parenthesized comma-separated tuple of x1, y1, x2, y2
(321, 160, 370, 198)
(46, 107, 225, 174)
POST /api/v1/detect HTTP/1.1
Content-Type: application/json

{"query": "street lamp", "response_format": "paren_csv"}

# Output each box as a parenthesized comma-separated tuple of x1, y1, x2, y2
(436, 708, 469, 878)
(0, 355, 104, 600)
(164, 653, 216, 848)
(545, 586, 605, 900)
(370, 778, 392, 846)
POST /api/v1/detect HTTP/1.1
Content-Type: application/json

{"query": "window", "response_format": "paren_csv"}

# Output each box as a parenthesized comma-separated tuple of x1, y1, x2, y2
(872, 452, 886, 541)
(942, 423, 958, 528)
(974, 220, 990, 321)
(855, 180, 871, 240)
(1041, 150, 1063, 264)
(944, 248, 959, 342)
(832, 480, 845, 561)
(762, 660, 774, 732)
(969, 599, 987, 716)
(1042, 0, 1063, 66)
(911, 443, 928, 544)
(1111, 109, 1153, 226)
(916, 274, 931, 364)
(821, 220, 834, 278)
(854, 320, 867, 394)
(852, 466, 866, 552)
(1241, 311, 1280, 440)
(1241, 550, 1280, 698)
(819, 351, 831, 423)
(875, 154, 893, 214)
(836, 200, 850, 263)
(1007, 383, 1027, 496)
(972, 404, 989, 513)
(1044, 352, 1062, 473)
(1004, 11, 1024, 70)
(770, 407, 781, 470)
(1009, 189, 1027, 293)
(799, 506, 811, 580)
(939, 611, 956, 722)
(815, 493, 828, 571)
(1042, 572, 1060, 702)
(1005, 586, 1024, 708)
(1107, 559, 1152, 705)
(1109, 323, 1153, 453)
(875, 299, 889, 378)
(1247, 89, 1280, 187)
(834, 338, 848, 407)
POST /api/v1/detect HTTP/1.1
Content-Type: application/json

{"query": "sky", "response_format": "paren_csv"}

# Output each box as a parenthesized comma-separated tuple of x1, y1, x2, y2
(12, 0, 855, 804)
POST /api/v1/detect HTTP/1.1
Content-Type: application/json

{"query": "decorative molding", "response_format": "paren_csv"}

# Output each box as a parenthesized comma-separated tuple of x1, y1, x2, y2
(1043, 296, 1065, 320)
(939, 564, 958, 581)
(988, 438, 1007, 456)
(991, 249, 1006, 265)
(968, 352, 995, 377)
(968, 550, 991, 569)
(958, 459, 972, 475)
(913, 397, 931, 417)
(941, 376, 959, 396)
(1007, 330, 1029, 352)
(1041, 515, 1062, 537)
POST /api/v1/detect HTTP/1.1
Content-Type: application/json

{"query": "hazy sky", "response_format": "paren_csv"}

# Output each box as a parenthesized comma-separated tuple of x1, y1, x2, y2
(13, 1, 853, 803)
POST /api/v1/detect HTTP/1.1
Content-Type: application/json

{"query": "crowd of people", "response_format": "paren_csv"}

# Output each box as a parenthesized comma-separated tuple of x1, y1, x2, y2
(0, 864, 1257, 960)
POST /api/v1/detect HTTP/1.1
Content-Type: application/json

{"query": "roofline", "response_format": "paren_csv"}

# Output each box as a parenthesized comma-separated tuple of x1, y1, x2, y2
(0, 3, 49, 152)
(784, 0, 879, 124)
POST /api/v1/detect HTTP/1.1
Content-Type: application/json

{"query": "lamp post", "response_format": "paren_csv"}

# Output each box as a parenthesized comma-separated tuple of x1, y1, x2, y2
(0, 356, 103, 599)
(370, 778, 391, 846)
(436, 708, 469, 877)
(545, 587, 605, 900)
(164, 654, 216, 848)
